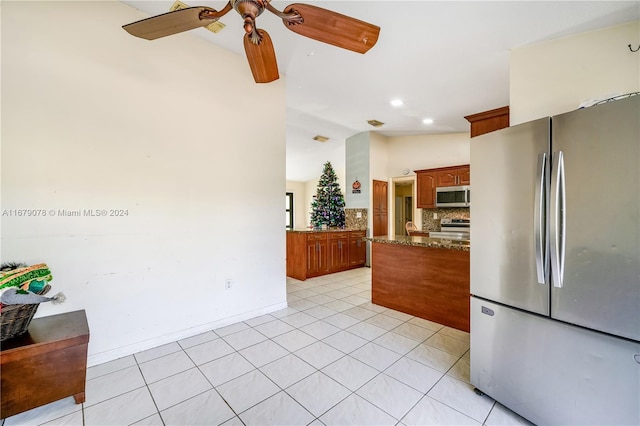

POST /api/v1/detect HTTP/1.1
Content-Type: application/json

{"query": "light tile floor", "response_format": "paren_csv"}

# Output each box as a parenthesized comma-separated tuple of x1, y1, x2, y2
(2, 268, 533, 426)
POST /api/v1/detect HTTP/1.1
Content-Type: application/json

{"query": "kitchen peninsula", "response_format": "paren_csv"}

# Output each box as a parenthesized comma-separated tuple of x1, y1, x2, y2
(367, 235, 470, 332)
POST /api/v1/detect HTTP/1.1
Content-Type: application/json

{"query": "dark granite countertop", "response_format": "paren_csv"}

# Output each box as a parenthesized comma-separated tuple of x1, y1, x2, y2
(365, 235, 470, 251)
(287, 228, 367, 233)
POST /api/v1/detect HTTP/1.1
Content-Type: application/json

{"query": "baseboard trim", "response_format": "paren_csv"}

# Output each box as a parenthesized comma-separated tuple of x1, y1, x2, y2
(87, 301, 289, 367)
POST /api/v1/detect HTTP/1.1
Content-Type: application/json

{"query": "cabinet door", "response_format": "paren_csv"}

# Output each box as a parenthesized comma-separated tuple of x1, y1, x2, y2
(416, 171, 436, 208)
(306, 240, 321, 276)
(458, 165, 470, 185)
(437, 170, 458, 186)
(306, 234, 328, 277)
(349, 232, 366, 266)
(329, 234, 349, 271)
(372, 180, 388, 236)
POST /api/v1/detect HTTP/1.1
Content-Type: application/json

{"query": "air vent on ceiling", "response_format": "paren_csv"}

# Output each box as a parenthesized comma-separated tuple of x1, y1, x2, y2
(170, 1, 226, 33)
(367, 120, 385, 128)
(313, 135, 330, 142)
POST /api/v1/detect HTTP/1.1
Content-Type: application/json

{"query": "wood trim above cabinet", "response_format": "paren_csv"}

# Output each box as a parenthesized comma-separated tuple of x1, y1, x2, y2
(464, 106, 509, 138)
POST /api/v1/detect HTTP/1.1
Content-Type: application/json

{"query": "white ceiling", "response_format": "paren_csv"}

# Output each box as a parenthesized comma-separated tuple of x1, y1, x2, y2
(121, 1, 640, 181)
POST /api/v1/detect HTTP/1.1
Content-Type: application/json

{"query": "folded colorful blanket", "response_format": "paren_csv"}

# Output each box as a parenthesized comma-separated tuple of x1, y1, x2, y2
(0, 263, 53, 293)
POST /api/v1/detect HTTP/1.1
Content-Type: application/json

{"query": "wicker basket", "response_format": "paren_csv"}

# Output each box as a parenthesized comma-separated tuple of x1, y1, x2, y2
(0, 285, 51, 341)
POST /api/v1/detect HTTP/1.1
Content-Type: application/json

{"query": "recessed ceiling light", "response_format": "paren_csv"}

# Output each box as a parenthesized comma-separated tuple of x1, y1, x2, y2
(390, 99, 404, 107)
(313, 135, 329, 142)
(422, 118, 434, 125)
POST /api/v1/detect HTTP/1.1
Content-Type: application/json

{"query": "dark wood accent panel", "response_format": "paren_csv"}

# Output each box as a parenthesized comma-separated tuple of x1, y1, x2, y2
(371, 242, 470, 332)
(409, 231, 430, 237)
(1, 310, 89, 419)
(464, 106, 510, 138)
(372, 180, 388, 236)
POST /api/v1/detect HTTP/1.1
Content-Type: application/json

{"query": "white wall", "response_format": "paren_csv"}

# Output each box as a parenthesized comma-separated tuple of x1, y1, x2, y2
(385, 132, 470, 233)
(511, 20, 640, 124)
(2, 1, 287, 365)
(386, 133, 471, 177)
(345, 132, 371, 209)
(368, 132, 390, 234)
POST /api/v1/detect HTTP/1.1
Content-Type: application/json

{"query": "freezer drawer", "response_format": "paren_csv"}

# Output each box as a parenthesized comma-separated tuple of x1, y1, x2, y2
(470, 297, 640, 426)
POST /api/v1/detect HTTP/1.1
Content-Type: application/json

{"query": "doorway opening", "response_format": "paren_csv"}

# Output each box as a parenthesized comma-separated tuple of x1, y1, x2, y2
(394, 180, 415, 235)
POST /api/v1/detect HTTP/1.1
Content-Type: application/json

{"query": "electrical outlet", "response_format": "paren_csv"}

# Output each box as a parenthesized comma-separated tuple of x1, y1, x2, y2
(356, 212, 362, 218)
(433, 213, 438, 219)
(225, 279, 233, 290)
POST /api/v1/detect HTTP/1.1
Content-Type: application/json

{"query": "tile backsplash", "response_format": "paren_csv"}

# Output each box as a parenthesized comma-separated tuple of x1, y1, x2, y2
(345, 208, 368, 230)
(421, 208, 470, 231)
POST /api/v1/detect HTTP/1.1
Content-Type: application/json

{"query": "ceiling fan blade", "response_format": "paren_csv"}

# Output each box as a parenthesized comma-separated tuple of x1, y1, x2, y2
(123, 7, 219, 40)
(243, 30, 280, 83)
(281, 3, 380, 54)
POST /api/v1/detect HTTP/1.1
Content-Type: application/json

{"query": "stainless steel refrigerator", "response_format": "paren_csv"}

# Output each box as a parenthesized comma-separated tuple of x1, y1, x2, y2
(469, 94, 640, 425)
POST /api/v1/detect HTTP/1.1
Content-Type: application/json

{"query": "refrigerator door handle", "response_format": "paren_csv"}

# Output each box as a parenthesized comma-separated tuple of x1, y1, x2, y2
(550, 151, 566, 288)
(534, 153, 547, 284)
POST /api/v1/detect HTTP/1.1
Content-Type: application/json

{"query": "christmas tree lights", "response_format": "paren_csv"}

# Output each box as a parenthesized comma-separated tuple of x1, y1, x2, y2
(310, 161, 346, 229)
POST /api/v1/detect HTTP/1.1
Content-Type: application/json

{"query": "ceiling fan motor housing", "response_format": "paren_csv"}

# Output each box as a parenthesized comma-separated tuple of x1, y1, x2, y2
(232, 0, 267, 19)
(232, 0, 269, 42)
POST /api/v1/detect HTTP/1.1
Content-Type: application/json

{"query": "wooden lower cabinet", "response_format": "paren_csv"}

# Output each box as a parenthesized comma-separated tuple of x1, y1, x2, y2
(306, 234, 328, 277)
(329, 232, 349, 272)
(349, 231, 367, 266)
(287, 230, 367, 280)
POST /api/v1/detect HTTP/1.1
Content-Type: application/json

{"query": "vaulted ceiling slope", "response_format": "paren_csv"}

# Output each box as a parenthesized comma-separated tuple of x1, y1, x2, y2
(121, 1, 640, 181)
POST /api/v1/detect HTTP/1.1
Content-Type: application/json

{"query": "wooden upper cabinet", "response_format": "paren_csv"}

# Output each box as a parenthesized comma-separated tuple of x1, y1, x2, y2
(436, 165, 470, 187)
(416, 165, 470, 208)
(436, 170, 457, 187)
(415, 170, 437, 209)
(458, 166, 470, 185)
(464, 106, 509, 137)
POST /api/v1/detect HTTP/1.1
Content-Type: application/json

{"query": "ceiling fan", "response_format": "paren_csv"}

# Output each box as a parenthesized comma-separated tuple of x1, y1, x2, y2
(122, 0, 380, 83)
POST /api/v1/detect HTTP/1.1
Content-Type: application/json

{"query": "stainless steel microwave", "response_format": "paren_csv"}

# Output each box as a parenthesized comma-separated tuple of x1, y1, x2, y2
(435, 185, 470, 207)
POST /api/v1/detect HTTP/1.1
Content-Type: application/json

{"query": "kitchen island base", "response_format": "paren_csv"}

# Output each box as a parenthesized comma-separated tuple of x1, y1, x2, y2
(371, 240, 470, 332)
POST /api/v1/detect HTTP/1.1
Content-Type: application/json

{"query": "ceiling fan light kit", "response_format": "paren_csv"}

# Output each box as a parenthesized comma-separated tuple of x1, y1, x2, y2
(122, 0, 380, 83)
